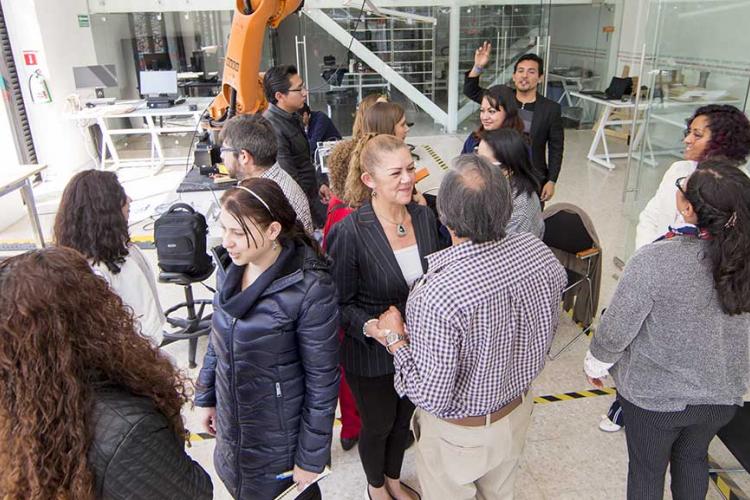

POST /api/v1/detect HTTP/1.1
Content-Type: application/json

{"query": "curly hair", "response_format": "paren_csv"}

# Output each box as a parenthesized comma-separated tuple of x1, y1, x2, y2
(53, 170, 130, 274)
(344, 134, 409, 207)
(686, 159, 750, 315)
(688, 105, 750, 164)
(327, 139, 356, 199)
(0, 247, 191, 499)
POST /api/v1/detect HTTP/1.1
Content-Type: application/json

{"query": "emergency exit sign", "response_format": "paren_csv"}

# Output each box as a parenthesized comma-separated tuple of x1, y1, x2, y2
(78, 15, 90, 27)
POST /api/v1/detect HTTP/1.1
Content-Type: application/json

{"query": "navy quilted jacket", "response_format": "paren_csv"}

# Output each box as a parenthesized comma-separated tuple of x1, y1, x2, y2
(195, 242, 339, 498)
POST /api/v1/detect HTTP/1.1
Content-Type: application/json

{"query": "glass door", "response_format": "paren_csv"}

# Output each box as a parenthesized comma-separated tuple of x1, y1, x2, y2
(622, 0, 750, 258)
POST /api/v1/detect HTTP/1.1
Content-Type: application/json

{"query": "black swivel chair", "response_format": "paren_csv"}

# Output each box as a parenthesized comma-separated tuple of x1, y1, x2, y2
(159, 263, 215, 368)
(542, 204, 602, 359)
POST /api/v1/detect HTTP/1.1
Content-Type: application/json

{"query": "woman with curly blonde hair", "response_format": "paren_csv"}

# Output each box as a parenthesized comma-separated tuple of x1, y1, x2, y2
(0, 247, 212, 500)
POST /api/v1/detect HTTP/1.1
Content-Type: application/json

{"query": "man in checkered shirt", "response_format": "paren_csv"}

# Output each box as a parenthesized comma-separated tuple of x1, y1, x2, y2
(374, 154, 566, 499)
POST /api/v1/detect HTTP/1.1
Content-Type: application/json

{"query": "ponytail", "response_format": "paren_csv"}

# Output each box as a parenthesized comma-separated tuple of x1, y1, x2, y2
(343, 133, 378, 207)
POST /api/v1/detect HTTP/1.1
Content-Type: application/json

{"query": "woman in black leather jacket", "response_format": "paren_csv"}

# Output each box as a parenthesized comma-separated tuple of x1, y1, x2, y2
(195, 178, 340, 499)
(0, 246, 212, 499)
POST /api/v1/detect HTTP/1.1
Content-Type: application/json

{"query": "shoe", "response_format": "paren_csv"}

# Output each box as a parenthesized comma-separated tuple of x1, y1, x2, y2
(405, 430, 415, 449)
(341, 436, 358, 451)
(385, 481, 421, 500)
(599, 414, 623, 432)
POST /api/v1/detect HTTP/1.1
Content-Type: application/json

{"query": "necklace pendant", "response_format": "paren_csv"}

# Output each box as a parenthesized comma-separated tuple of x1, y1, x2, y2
(396, 223, 407, 237)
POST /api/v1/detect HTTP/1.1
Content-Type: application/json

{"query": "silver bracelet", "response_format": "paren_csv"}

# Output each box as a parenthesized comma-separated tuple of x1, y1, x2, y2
(362, 318, 378, 337)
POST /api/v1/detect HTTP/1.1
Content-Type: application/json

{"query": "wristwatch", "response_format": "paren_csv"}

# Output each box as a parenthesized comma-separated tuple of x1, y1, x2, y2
(384, 330, 405, 353)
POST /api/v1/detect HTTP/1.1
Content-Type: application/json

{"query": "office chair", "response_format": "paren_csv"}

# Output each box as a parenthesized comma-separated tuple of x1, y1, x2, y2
(542, 203, 602, 359)
(159, 263, 215, 368)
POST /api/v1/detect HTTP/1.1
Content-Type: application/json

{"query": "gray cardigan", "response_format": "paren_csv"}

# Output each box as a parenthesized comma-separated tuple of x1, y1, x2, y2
(590, 236, 750, 412)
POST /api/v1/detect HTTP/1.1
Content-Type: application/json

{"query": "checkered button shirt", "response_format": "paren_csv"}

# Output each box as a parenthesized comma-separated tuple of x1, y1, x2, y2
(393, 234, 567, 419)
(261, 163, 314, 234)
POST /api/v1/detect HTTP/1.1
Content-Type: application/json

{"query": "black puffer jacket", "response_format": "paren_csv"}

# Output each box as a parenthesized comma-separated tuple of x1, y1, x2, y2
(195, 242, 339, 499)
(88, 385, 213, 499)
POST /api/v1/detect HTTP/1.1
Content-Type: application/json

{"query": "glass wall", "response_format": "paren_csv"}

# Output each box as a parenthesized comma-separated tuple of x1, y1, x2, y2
(90, 10, 273, 101)
(622, 0, 750, 257)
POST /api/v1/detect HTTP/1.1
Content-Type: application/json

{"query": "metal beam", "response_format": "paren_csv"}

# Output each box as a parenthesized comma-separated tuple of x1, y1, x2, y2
(303, 7, 448, 128)
(446, 5, 460, 132)
(89, 0, 598, 14)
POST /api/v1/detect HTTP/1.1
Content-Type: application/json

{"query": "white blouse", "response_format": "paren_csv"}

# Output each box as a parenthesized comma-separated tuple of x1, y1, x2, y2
(393, 244, 423, 287)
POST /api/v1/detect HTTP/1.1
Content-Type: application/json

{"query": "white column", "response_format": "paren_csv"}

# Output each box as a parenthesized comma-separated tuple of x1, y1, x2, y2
(446, 5, 460, 133)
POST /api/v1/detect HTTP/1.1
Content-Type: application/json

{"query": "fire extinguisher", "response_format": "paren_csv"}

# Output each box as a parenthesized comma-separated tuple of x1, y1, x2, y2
(28, 69, 52, 104)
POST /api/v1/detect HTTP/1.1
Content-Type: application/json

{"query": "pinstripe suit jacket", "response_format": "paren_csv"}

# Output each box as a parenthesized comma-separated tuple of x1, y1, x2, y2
(328, 201, 440, 377)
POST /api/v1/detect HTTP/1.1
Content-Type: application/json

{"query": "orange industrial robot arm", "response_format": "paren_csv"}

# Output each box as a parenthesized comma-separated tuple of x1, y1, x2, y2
(208, 0, 303, 122)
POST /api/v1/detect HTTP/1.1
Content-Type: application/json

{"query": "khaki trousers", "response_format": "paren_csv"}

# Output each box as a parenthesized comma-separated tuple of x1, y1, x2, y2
(412, 395, 533, 500)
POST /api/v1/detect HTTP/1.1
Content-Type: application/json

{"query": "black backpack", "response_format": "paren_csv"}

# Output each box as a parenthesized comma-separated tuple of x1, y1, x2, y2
(154, 203, 213, 276)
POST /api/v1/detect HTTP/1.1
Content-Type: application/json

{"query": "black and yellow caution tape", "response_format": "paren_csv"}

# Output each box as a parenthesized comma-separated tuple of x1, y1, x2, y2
(421, 144, 449, 171)
(533, 387, 617, 404)
(709, 455, 749, 500)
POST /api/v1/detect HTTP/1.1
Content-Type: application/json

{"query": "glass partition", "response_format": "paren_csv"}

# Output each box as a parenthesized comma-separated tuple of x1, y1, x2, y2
(622, 0, 750, 258)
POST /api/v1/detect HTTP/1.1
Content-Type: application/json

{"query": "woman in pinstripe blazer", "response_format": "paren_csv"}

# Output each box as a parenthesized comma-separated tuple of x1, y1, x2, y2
(328, 135, 440, 500)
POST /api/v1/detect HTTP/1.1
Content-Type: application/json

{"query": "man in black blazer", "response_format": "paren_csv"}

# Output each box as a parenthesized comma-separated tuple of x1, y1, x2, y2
(464, 43, 564, 202)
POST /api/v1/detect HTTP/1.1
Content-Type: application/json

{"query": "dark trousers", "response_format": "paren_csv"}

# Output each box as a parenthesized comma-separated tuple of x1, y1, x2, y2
(346, 371, 415, 488)
(618, 395, 737, 500)
(240, 480, 321, 500)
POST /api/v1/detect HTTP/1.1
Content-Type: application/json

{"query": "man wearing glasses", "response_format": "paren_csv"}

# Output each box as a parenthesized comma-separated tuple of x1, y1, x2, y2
(219, 113, 313, 234)
(263, 65, 330, 228)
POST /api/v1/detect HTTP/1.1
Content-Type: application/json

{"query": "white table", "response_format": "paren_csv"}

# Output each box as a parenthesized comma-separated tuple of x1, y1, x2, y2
(570, 92, 653, 170)
(0, 164, 47, 248)
(547, 72, 600, 108)
(68, 97, 213, 173)
(572, 92, 743, 170)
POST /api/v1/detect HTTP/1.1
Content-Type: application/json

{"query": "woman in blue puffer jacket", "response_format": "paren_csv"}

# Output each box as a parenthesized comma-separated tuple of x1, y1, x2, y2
(195, 177, 340, 499)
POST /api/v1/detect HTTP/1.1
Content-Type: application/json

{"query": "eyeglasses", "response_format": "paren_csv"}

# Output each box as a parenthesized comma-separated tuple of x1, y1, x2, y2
(675, 176, 688, 195)
(287, 85, 307, 93)
(220, 146, 240, 155)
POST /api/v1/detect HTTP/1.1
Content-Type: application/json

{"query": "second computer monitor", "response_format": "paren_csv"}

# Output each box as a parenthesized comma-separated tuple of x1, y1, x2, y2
(140, 70, 178, 97)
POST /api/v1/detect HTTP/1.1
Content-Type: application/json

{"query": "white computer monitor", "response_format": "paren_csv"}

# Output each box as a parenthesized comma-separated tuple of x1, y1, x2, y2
(139, 70, 178, 97)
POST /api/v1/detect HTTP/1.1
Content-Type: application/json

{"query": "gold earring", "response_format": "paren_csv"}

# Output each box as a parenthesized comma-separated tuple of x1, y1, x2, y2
(371, 189, 377, 198)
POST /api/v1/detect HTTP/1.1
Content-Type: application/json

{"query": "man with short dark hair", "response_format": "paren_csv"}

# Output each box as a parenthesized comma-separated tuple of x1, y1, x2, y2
(262, 65, 330, 228)
(373, 155, 566, 498)
(219, 114, 313, 234)
(465, 45, 564, 202)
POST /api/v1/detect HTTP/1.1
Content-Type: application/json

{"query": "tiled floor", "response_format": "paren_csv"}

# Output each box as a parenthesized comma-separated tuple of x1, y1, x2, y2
(1, 129, 746, 500)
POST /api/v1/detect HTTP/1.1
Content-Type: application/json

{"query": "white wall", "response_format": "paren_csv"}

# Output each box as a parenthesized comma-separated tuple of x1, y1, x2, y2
(1, 0, 99, 185)
(549, 3, 616, 82)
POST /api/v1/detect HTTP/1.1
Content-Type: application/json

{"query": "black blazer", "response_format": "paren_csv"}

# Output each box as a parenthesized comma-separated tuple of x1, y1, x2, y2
(327, 202, 440, 377)
(464, 73, 564, 183)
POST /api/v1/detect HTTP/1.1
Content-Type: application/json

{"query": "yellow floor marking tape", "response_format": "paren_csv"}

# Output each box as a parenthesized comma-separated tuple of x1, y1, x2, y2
(421, 144, 449, 171)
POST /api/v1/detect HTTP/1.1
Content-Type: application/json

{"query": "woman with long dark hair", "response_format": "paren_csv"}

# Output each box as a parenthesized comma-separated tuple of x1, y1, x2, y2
(477, 128, 544, 238)
(0, 246, 212, 499)
(585, 159, 750, 500)
(461, 85, 525, 154)
(54, 170, 165, 346)
(601, 104, 750, 433)
(195, 177, 339, 499)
